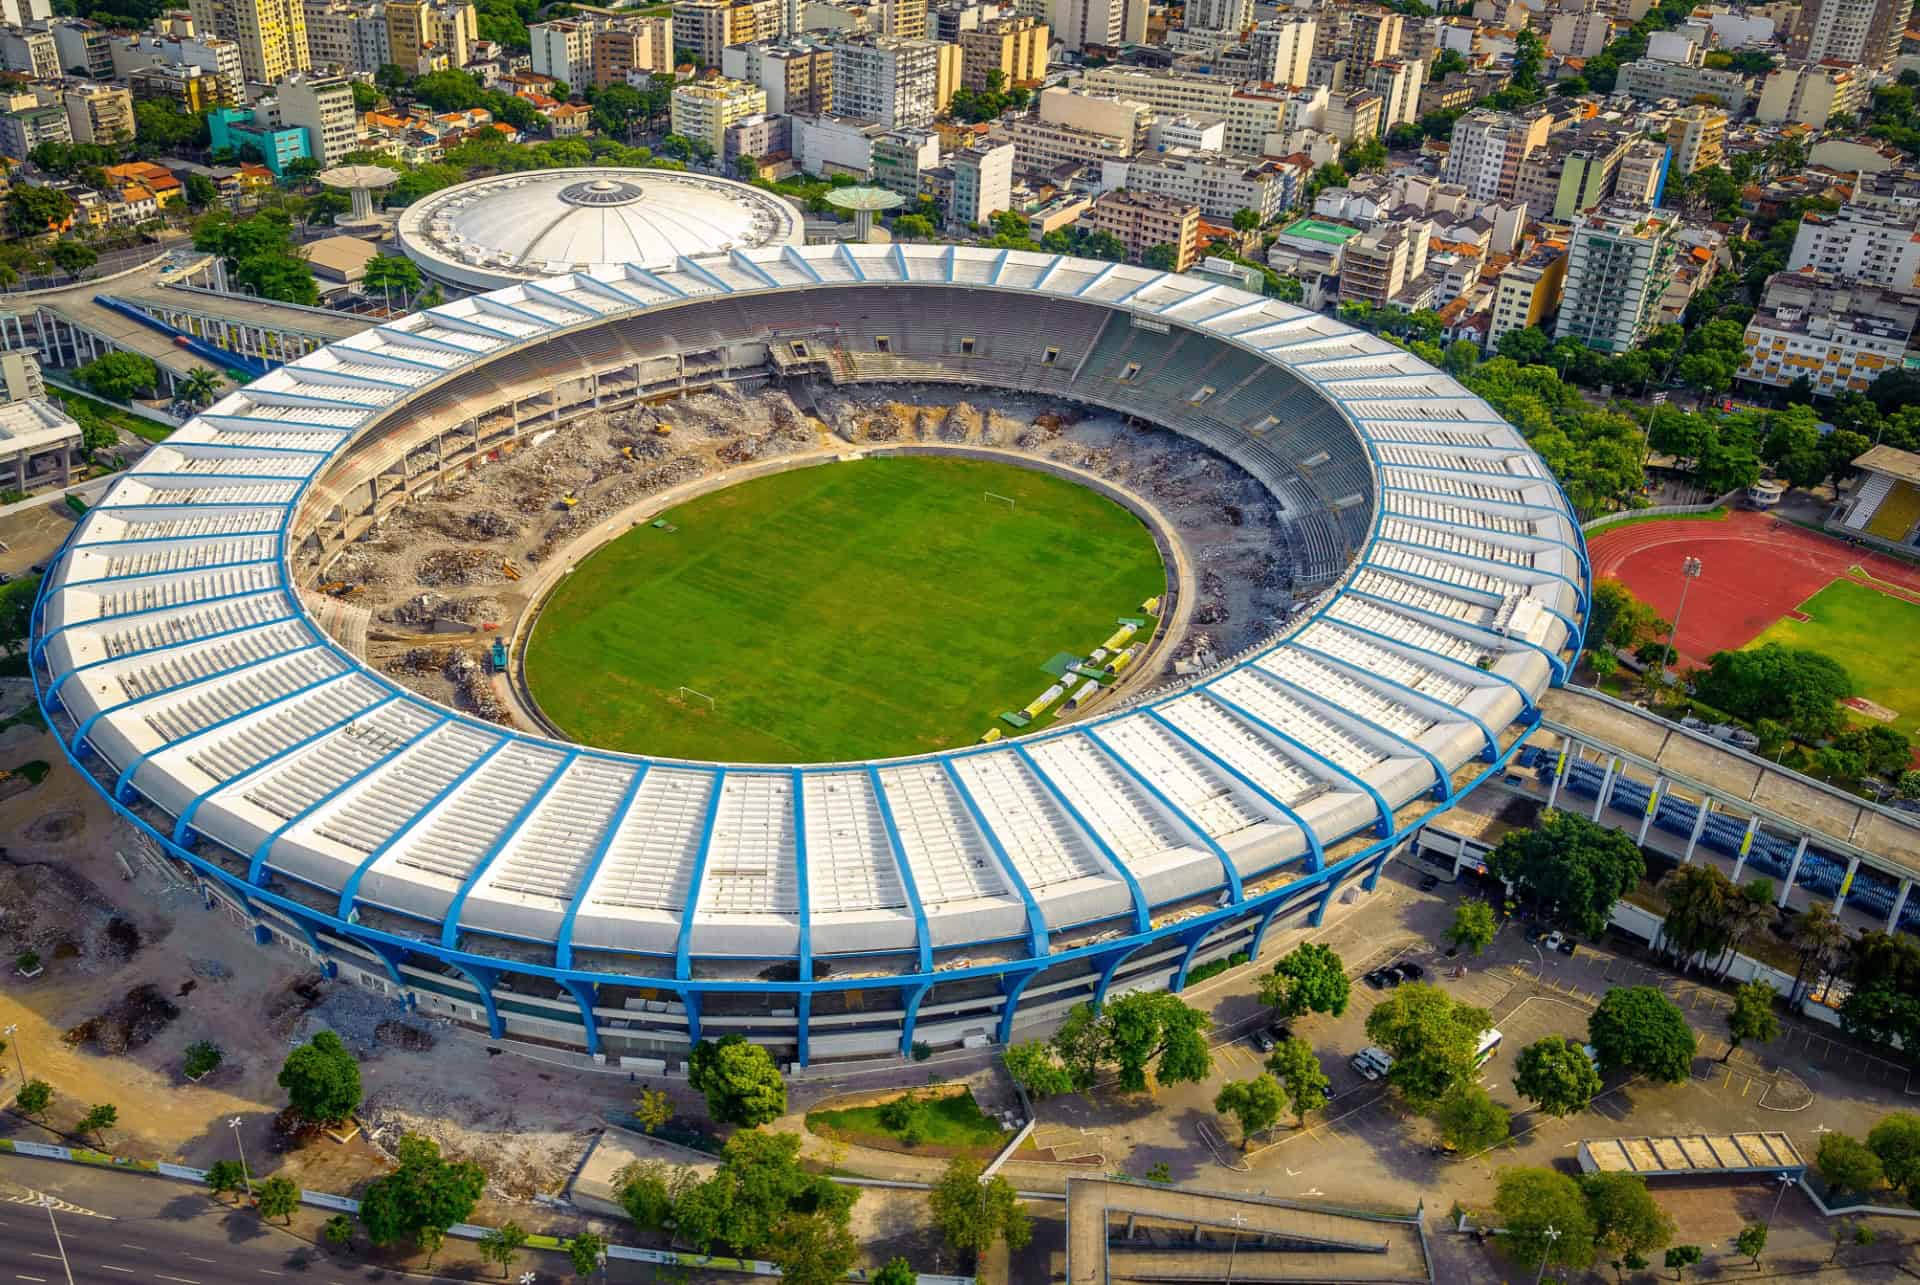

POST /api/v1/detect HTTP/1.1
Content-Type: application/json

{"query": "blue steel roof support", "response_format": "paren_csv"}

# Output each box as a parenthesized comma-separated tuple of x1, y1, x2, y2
(781, 246, 824, 282)
(865, 765, 932, 972)
(1013, 744, 1149, 932)
(572, 272, 653, 310)
(1335, 392, 1479, 403)
(675, 256, 735, 295)
(328, 342, 442, 372)
(75, 639, 326, 751)
(124, 472, 313, 486)
(175, 440, 335, 457)
(625, 265, 686, 297)
(1357, 566, 1579, 663)
(235, 387, 379, 411)
(891, 242, 909, 281)
(1143, 708, 1324, 872)
(110, 666, 352, 807)
(420, 311, 515, 342)
(673, 770, 729, 982)
(73, 525, 285, 550)
(1198, 300, 1271, 328)
(522, 280, 603, 317)
(174, 692, 398, 843)
(555, 765, 648, 970)
(371, 326, 474, 358)
(1381, 501, 1588, 563)
(1076, 262, 1122, 296)
(199, 413, 356, 433)
(1380, 484, 1566, 515)
(282, 367, 411, 394)
(1319, 611, 1535, 714)
(1037, 255, 1069, 291)
(1289, 352, 1408, 369)
(728, 252, 779, 289)
(1251, 663, 1451, 801)
(990, 248, 1010, 284)
(837, 242, 868, 282)
(1157, 281, 1223, 315)
(1079, 725, 1241, 903)
(1371, 459, 1537, 484)
(1288, 638, 1498, 760)
(942, 244, 956, 282)
(336, 735, 509, 916)
(441, 750, 579, 948)
(1376, 534, 1586, 609)
(790, 768, 813, 984)
(1116, 270, 1170, 306)
(940, 758, 1047, 958)
(1200, 688, 1394, 838)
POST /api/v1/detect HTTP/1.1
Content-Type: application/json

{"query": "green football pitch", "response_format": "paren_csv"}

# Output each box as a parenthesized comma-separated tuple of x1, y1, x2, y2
(523, 455, 1168, 762)
(1747, 577, 1920, 735)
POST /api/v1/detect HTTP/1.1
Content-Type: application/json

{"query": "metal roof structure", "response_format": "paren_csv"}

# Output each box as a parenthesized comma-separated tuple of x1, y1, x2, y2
(30, 245, 1588, 1063)
(1578, 1134, 1805, 1180)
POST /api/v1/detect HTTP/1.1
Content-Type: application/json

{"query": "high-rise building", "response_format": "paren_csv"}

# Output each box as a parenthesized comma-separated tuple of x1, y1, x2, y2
(1756, 60, 1869, 126)
(1348, 6, 1404, 60)
(669, 74, 767, 153)
(829, 33, 937, 126)
(1739, 271, 1918, 394)
(949, 138, 1012, 223)
(1551, 126, 1633, 220)
(531, 18, 595, 84)
(957, 14, 1046, 90)
(1664, 104, 1725, 176)
(1324, 87, 1382, 143)
(127, 61, 225, 111)
(1104, 147, 1294, 222)
(1360, 57, 1422, 128)
(1555, 205, 1678, 353)
(0, 28, 59, 78)
(271, 71, 354, 163)
(872, 125, 939, 197)
(1248, 16, 1314, 85)
(1789, 203, 1920, 289)
(0, 104, 71, 160)
(721, 40, 832, 113)
(0, 0, 51, 28)
(301, 0, 390, 74)
(189, 0, 309, 86)
(50, 19, 116, 78)
(1047, 0, 1146, 51)
(385, 0, 476, 74)
(1789, 0, 1906, 69)
(1612, 139, 1669, 208)
(1087, 188, 1199, 268)
(115, 31, 246, 104)
(62, 83, 136, 145)
(673, 0, 787, 65)
(592, 18, 671, 86)
(1443, 107, 1553, 204)
(1488, 240, 1567, 348)
(1184, 0, 1249, 33)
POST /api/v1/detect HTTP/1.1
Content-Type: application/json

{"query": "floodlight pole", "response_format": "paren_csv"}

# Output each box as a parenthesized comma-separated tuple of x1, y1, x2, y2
(1659, 557, 1703, 677)
(1534, 1223, 1560, 1285)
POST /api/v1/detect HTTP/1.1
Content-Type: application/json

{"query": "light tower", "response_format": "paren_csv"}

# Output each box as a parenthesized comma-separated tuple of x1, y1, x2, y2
(825, 185, 905, 244)
(318, 163, 400, 231)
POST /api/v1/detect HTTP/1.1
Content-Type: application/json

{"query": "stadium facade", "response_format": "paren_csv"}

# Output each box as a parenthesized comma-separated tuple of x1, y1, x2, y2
(33, 246, 1588, 1067)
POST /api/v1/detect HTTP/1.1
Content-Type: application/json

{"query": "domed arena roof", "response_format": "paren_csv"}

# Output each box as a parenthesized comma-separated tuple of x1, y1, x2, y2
(396, 168, 804, 290)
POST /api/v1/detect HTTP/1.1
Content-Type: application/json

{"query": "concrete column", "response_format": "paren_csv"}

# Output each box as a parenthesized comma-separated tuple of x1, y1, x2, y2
(1779, 835, 1809, 907)
(1683, 797, 1710, 863)
(1591, 756, 1618, 822)
(1890, 879, 1912, 934)
(1731, 816, 1758, 882)
(1637, 775, 1664, 846)
(1545, 741, 1574, 811)
(1835, 855, 1861, 913)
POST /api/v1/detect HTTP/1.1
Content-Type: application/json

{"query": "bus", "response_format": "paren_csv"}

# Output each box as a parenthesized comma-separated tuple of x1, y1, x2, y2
(1474, 1028, 1503, 1068)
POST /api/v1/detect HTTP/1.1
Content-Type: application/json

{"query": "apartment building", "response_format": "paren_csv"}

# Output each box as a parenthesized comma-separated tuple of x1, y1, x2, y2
(1548, 8, 1610, 56)
(1739, 271, 1918, 393)
(113, 31, 245, 104)
(0, 28, 58, 78)
(1324, 88, 1383, 143)
(1348, 6, 1404, 60)
(1555, 205, 1678, 353)
(1613, 139, 1669, 208)
(50, 19, 116, 78)
(1788, 0, 1904, 69)
(1552, 126, 1634, 221)
(1007, 116, 1132, 171)
(0, 104, 70, 159)
(0, 0, 50, 25)
(126, 61, 224, 111)
(1047, 0, 1147, 51)
(62, 83, 135, 145)
(830, 33, 937, 127)
(872, 125, 939, 197)
(1615, 57, 1752, 110)
(1360, 57, 1423, 128)
(592, 18, 671, 86)
(188, 0, 309, 85)
(209, 102, 309, 172)
(1756, 60, 1869, 127)
(1040, 86, 1150, 145)
(301, 0, 389, 73)
(1248, 15, 1315, 84)
(386, 0, 476, 73)
(670, 74, 768, 153)
(1084, 64, 1232, 118)
(722, 40, 833, 113)
(1488, 240, 1567, 347)
(1664, 104, 1725, 176)
(272, 71, 355, 164)
(1104, 147, 1294, 222)
(949, 138, 1013, 223)
(1088, 188, 1200, 269)
(1444, 108, 1554, 204)
(672, 0, 787, 65)
(1341, 223, 1427, 304)
(531, 19, 594, 84)
(1789, 204, 1920, 289)
(957, 14, 1046, 90)
(1185, 0, 1248, 31)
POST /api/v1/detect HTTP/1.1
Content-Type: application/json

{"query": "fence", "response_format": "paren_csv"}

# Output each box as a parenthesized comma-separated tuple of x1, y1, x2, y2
(1582, 492, 1743, 533)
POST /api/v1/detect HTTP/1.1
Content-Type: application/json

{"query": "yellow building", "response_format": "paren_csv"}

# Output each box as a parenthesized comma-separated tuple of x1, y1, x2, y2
(670, 75, 768, 155)
(188, 0, 309, 86)
(1488, 239, 1567, 348)
(957, 14, 1047, 91)
(934, 40, 961, 113)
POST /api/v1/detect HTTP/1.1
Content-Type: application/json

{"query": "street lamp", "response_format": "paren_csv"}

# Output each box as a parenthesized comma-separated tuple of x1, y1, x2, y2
(1224, 1212, 1249, 1284)
(2, 1022, 25, 1082)
(39, 1195, 74, 1285)
(1659, 557, 1703, 677)
(1767, 1170, 1797, 1227)
(227, 1116, 254, 1201)
(1534, 1223, 1561, 1285)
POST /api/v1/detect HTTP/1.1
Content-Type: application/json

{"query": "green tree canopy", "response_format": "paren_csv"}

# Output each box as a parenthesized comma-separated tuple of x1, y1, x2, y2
(1445, 900, 1497, 955)
(768, 1211, 860, 1285)
(1257, 942, 1350, 1020)
(1432, 1082, 1509, 1152)
(77, 352, 159, 403)
(1869, 1113, 1920, 1203)
(1486, 809, 1645, 937)
(1693, 643, 1852, 742)
(928, 1156, 1031, 1264)
(1726, 980, 1781, 1059)
(1581, 1171, 1674, 1268)
(1265, 1036, 1330, 1125)
(356, 1134, 486, 1251)
(687, 1033, 787, 1126)
(255, 1174, 300, 1224)
(1494, 1167, 1596, 1272)
(1588, 986, 1695, 1083)
(278, 1030, 362, 1125)
(671, 1129, 853, 1257)
(1363, 981, 1492, 1109)
(1816, 1131, 1884, 1198)
(1214, 1074, 1287, 1147)
(1514, 1036, 1602, 1117)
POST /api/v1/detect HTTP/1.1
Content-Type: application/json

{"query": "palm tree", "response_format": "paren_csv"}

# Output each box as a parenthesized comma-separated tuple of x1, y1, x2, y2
(180, 367, 223, 409)
(1659, 864, 1735, 972)
(1719, 881, 1775, 980)
(1788, 902, 1849, 1005)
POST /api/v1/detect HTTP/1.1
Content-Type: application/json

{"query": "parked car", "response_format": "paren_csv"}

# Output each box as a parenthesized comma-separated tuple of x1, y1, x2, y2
(1393, 962, 1425, 982)
(1363, 967, 1399, 989)
(1267, 1022, 1293, 1044)
(1418, 873, 1441, 892)
(1350, 1047, 1394, 1081)
(1250, 1030, 1275, 1054)
(1556, 936, 1577, 956)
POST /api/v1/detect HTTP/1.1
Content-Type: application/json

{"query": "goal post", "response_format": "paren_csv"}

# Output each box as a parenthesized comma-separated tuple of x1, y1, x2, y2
(984, 491, 1016, 512)
(678, 686, 717, 711)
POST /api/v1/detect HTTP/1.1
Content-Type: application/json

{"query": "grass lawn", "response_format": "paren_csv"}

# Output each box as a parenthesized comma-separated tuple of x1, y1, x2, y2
(1745, 577, 1920, 736)
(805, 1087, 1011, 1160)
(50, 390, 173, 443)
(525, 455, 1166, 762)
(1591, 507, 1728, 533)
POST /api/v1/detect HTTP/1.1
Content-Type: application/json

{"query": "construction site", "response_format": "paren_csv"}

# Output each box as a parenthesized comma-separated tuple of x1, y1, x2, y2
(315, 381, 1305, 728)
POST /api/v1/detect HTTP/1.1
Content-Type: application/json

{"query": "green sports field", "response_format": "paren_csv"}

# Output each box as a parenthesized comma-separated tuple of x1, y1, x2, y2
(523, 455, 1168, 762)
(1746, 577, 1920, 734)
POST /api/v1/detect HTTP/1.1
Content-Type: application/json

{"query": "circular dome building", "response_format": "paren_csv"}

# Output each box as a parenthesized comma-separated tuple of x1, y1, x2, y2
(396, 167, 805, 292)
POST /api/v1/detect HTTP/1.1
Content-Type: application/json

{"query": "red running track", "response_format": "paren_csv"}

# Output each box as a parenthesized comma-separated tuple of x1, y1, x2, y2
(1586, 509, 1920, 668)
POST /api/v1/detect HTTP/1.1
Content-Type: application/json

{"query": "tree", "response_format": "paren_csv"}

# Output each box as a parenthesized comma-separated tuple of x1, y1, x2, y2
(323, 1213, 354, 1250)
(361, 254, 423, 313)
(1788, 900, 1849, 1003)
(477, 1221, 528, 1276)
(1514, 1036, 1603, 1117)
(1693, 644, 1852, 742)
(185, 173, 221, 209)
(1582, 1171, 1674, 1271)
(687, 1033, 787, 1126)
(614, 1159, 681, 1232)
(1588, 579, 1664, 655)
(6, 186, 74, 236)
(670, 1129, 853, 1257)
(929, 1157, 1030, 1263)
(255, 1174, 299, 1223)
(1433, 1082, 1509, 1152)
(1003, 1040, 1076, 1098)
(13, 1078, 51, 1117)
(633, 1087, 672, 1134)
(50, 240, 97, 279)
(1109, 991, 1212, 1089)
(1588, 987, 1695, 1083)
(180, 368, 224, 410)
(278, 1030, 362, 1125)
(872, 1258, 917, 1285)
(1494, 1167, 1596, 1273)
(1665, 1244, 1703, 1279)
(892, 212, 936, 241)
(1214, 1074, 1287, 1147)
(205, 1159, 249, 1201)
(356, 1133, 486, 1252)
(1446, 900, 1497, 955)
(1265, 1037, 1330, 1125)
(77, 351, 160, 403)
(1726, 980, 1780, 1060)
(1816, 1131, 1883, 1198)
(1364, 982, 1491, 1109)
(564, 1231, 605, 1277)
(1257, 942, 1351, 1021)
(1141, 242, 1180, 270)
(1869, 1112, 1920, 1203)
(1735, 1221, 1767, 1266)
(768, 1211, 860, 1285)
(1486, 810, 1646, 936)
(77, 1102, 117, 1146)
(1231, 207, 1261, 233)
(1658, 863, 1736, 967)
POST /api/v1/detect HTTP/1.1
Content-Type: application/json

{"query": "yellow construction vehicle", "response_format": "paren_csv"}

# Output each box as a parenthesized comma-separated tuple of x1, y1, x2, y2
(501, 560, 521, 581)
(560, 492, 579, 509)
(620, 445, 635, 459)
(652, 421, 672, 435)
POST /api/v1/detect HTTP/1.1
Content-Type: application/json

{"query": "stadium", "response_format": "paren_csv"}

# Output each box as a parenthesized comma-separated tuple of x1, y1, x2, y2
(30, 244, 1588, 1068)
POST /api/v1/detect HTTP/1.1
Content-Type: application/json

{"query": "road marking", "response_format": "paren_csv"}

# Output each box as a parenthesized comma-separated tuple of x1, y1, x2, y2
(99, 1266, 133, 1274)
(185, 1256, 216, 1264)
(15, 1274, 46, 1282)
(28, 1255, 59, 1263)
(119, 1244, 149, 1251)
(259, 1268, 284, 1276)
(155, 1276, 200, 1283)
